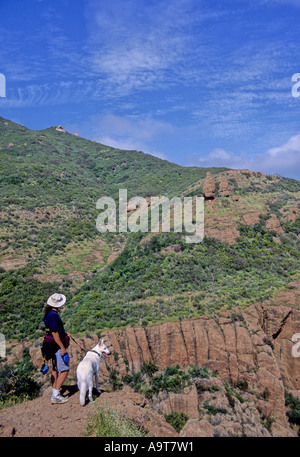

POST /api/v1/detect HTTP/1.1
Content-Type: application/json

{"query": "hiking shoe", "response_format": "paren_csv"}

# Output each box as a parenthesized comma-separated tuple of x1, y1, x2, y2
(51, 394, 69, 404)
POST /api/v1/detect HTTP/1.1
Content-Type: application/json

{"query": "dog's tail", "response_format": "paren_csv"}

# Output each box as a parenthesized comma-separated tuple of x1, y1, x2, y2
(79, 381, 87, 406)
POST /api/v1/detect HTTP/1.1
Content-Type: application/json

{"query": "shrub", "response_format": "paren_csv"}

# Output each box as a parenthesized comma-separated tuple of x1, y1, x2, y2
(203, 403, 227, 415)
(141, 360, 159, 377)
(0, 348, 41, 407)
(234, 380, 249, 392)
(107, 367, 123, 391)
(285, 392, 300, 426)
(189, 365, 218, 378)
(86, 405, 147, 437)
(164, 412, 189, 433)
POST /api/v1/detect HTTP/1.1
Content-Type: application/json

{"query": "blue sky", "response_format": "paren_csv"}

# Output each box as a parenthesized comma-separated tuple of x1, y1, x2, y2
(0, 0, 300, 179)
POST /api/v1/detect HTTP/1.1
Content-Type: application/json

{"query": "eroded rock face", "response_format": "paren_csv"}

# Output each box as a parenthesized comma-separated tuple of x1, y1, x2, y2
(203, 172, 215, 199)
(205, 224, 240, 244)
(55, 125, 66, 133)
(217, 176, 231, 197)
(266, 214, 284, 235)
(241, 211, 262, 226)
(153, 385, 199, 419)
(280, 207, 300, 223)
(3, 283, 300, 437)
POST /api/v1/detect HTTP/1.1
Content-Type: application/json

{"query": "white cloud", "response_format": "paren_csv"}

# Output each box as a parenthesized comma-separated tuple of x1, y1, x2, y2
(98, 135, 168, 160)
(95, 114, 174, 140)
(188, 134, 300, 179)
(67, 113, 172, 161)
(85, 0, 198, 95)
(264, 135, 300, 176)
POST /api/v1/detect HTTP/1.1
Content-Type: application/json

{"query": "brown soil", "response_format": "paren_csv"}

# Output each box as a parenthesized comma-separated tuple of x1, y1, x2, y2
(0, 385, 177, 438)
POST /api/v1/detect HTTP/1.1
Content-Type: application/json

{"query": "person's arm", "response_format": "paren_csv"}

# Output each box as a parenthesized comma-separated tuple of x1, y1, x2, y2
(52, 331, 67, 356)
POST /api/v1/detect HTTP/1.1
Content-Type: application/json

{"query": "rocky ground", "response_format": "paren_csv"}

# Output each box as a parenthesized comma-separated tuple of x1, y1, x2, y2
(0, 372, 298, 438)
(0, 385, 178, 438)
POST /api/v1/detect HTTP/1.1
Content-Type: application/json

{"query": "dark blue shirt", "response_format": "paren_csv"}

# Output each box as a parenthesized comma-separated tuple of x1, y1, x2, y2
(44, 309, 67, 340)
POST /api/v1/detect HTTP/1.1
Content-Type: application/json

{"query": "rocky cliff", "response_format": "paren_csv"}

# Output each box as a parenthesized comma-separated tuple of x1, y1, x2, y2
(4, 282, 299, 437)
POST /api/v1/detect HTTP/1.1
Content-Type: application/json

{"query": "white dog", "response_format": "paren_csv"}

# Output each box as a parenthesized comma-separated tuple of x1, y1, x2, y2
(76, 339, 111, 406)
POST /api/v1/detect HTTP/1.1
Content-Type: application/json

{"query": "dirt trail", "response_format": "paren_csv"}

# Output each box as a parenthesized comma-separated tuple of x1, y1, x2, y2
(0, 385, 178, 438)
(0, 386, 92, 437)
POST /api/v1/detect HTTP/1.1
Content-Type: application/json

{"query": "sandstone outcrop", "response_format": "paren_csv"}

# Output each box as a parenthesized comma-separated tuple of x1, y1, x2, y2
(280, 207, 300, 223)
(217, 176, 231, 197)
(203, 172, 215, 199)
(55, 125, 66, 133)
(241, 211, 262, 226)
(266, 214, 284, 235)
(205, 224, 240, 244)
(153, 385, 199, 419)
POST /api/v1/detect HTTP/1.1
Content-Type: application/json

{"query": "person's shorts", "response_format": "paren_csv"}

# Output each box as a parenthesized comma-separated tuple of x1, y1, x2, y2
(52, 349, 70, 373)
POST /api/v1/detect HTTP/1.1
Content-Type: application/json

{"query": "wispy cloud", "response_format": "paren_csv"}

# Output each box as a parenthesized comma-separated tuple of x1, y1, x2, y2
(0, 1, 299, 179)
(262, 0, 300, 7)
(85, 0, 203, 96)
(66, 113, 173, 160)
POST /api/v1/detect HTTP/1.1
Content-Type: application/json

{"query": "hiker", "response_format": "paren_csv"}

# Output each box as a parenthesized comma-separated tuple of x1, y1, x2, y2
(41, 293, 71, 404)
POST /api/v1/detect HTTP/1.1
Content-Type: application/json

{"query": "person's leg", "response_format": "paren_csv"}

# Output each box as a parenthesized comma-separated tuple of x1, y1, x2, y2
(50, 351, 69, 403)
(50, 360, 60, 397)
(51, 370, 69, 404)
(51, 368, 58, 388)
(55, 369, 69, 391)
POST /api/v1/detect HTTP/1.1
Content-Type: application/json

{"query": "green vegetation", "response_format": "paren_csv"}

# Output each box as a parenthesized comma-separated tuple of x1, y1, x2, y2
(0, 116, 228, 336)
(285, 391, 300, 431)
(116, 362, 218, 400)
(0, 348, 41, 408)
(63, 220, 299, 334)
(203, 403, 228, 415)
(86, 405, 147, 437)
(164, 412, 189, 432)
(1, 217, 298, 340)
(0, 116, 299, 341)
(0, 265, 67, 340)
(144, 365, 191, 398)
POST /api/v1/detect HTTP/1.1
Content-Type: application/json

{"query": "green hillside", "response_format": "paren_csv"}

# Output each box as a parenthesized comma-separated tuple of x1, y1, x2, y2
(0, 117, 299, 341)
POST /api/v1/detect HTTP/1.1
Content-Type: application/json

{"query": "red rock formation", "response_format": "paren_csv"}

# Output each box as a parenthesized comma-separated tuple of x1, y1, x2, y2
(218, 176, 231, 197)
(203, 172, 215, 199)
(241, 211, 262, 226)
(280, 207, 300, 223)
(266, 214, 284, 235)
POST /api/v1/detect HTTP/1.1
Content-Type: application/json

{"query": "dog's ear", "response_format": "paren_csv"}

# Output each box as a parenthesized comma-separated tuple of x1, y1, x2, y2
(99, 338, 104, 345)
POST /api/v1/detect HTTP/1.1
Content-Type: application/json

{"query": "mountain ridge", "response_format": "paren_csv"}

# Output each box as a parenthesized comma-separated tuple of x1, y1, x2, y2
(0, 116, 299, 340)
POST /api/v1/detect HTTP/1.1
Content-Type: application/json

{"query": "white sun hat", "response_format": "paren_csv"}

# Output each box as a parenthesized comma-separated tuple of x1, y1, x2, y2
(47, 293, 66, 308)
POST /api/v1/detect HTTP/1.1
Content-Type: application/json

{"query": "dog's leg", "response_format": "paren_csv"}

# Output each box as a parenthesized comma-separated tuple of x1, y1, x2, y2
(88, 383, 94, 404)
(79, 382, 87, 407)
(95, 373, 101, 394)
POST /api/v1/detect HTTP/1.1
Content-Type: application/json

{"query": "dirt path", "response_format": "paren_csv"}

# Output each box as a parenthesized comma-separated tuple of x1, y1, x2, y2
(0, 385, 178, 438)
(0, 386, 92, 437)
